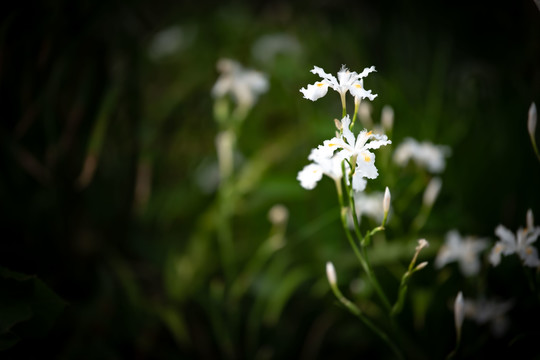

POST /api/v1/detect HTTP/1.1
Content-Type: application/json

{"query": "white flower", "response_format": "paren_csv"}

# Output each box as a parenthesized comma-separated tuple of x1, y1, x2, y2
(463, 296, 513, 337)
(393, 137, 451, 173)
(489, 209, 540, 267)
(299, 65, 377, 102)
(435, 230, 489, 276)
(297, 115, 390, 192)
(321, 115, 391, 192)
(251, 33, 301, 65)
(212, 59, 269, 109)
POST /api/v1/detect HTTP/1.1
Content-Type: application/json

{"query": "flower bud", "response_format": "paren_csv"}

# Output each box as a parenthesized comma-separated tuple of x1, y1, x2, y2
(526, 208, 534, 230)
(326, 262, 337, 287)
(454, 291, 465, 342)
(414, 261, 428, 271)
(381, 105, 394, 132)
(383, 186, 391, 216)
(423, 177, 442, 208)
(528, 102, 537, 140)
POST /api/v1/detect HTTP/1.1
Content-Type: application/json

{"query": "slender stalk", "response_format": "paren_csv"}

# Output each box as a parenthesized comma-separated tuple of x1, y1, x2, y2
(328, 276, 404, 360)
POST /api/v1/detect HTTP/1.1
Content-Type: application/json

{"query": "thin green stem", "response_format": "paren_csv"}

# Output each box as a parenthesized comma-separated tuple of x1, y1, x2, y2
(530, 134, 540, 163)
(329, 282, 404, 360)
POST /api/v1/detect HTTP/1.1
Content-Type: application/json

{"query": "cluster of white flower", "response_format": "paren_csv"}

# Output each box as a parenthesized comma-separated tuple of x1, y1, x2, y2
(297, 65, 389, 192)
(297, 115, 391, 192)
(299, 65, 377, 103)
(393, 137, 451, 173)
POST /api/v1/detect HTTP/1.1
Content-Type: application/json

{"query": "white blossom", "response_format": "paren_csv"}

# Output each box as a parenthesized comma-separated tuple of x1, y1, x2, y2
(462, 296, 513, 337)
(212, 59, 269, 109)
(297, 116, 390, 192)
(489, 209, 540, 267)
(300, 65, 377, 102)
(435, 230, 489, 276)
(393, 137, 451, 173)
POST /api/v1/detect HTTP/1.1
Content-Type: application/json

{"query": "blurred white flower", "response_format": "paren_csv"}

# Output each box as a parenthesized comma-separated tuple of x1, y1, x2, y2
(251, 33, 301, 65)
(212, 59, 269, 109)
(393, 137, 451, 173)
(350, 191, 385, 226)
(435, 230, 489, 276)
(268, 204, 289, 226)
(489, 209, 540, 267)
(462, 296, 513, 337)
(300, 65, 377, 102)
(148, 25, 194, 60)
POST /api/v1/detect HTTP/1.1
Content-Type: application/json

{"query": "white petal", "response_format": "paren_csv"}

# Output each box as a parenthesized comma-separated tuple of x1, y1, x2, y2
(352, 172, 367, 192)
(357, 66, 376, 78)
(494, 225, 517, 254)
(297, 164, 323, 189)
(300, 82, 329, 101)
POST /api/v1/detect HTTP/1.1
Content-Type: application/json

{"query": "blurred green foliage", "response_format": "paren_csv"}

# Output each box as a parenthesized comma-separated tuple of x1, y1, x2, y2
(1, 0, 539, 359)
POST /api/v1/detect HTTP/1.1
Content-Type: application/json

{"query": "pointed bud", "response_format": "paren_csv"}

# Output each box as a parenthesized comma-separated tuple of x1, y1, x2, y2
(529, 103, 537, 140)
(526, 209, 534, 230)
(383, 186, 391, 216)
(414, 261, 428, 271)
(326, 262, 337, 287)
(423, 177, 442, 208)
(334, 118, 343, 131)
(381, 105, 394, 132)
(268, 204, 289, 226)
(454, 291, 465, 342)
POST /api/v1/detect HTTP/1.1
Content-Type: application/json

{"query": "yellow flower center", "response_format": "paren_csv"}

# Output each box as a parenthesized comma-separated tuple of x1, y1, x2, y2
(316, 82, 324, 87)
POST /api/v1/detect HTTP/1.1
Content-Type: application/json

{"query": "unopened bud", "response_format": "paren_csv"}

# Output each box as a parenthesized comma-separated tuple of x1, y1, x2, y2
(416, 238, 429, 251)
(383, 186, 391, 216)
(268, 204, 289, 226)
(423, 177, 442, 208)
(529, 102, 537, 139)
(334, 118, 342, 131)
(454, 291, 465, 342)
(381, 105, 394, 132)
(526, 208, 534, 230)
(326, 262, 337, 287)
(415, 261, 428, 271)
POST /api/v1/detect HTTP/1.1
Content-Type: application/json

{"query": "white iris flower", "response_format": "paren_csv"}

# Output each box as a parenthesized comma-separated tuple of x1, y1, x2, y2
(300, 65, 377, 103)
(297, 116, 391, 192)
(435, 230, 489, 276)
(489, 209, 540, 267)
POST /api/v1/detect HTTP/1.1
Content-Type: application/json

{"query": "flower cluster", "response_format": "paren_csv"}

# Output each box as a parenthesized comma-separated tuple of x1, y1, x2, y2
(297, 115, 391, 192)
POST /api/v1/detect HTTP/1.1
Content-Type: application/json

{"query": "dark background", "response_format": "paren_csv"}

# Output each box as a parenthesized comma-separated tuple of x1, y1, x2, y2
(1, 0, 539, 359)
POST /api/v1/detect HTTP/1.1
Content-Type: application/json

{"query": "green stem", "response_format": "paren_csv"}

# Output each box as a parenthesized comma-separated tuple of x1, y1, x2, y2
(329, 282, 404, 360)
(530, 134, 540, 163)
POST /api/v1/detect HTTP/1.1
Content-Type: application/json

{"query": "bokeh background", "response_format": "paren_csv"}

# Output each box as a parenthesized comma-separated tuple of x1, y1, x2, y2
(1, 0, 540, 359)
